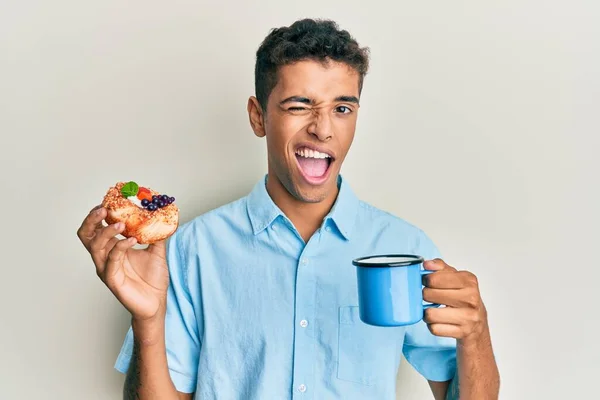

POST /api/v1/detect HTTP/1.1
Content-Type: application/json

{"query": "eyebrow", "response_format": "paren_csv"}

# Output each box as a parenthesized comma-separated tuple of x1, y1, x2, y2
(335, 95, 360, 104)
(279, 95, 360, 105)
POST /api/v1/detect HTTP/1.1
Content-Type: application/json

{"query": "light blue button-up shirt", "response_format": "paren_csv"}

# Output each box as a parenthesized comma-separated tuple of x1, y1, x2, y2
(115, 175, 456, 399)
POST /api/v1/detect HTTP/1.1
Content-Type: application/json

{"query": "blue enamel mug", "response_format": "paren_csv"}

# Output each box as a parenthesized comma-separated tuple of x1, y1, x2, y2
(352, 254, 440, 327)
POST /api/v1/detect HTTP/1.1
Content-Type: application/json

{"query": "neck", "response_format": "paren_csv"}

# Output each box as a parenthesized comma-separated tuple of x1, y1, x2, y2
(266, 172, 338, 243)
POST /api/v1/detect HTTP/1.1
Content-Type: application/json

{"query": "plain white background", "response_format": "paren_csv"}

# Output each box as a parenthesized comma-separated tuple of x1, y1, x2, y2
(1, 1, 598, 399)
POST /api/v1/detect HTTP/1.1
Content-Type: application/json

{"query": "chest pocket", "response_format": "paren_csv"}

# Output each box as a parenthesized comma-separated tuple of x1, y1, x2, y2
(337, 306, 400, 386)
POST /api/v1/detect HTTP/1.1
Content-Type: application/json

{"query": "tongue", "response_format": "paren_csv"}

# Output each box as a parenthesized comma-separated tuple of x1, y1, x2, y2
(297, 155, 328, 177)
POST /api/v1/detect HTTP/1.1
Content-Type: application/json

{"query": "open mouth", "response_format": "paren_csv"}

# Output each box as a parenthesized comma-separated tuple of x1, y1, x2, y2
(294, 146, 334, 184)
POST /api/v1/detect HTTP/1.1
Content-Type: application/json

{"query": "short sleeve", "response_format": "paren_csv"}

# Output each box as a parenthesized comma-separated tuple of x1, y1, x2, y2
(402, 229, 457, 382)
(114, 229, 201, 393)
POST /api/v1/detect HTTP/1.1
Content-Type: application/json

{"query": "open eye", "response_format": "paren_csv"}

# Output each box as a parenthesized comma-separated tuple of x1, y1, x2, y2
(335, 105, 352, 114)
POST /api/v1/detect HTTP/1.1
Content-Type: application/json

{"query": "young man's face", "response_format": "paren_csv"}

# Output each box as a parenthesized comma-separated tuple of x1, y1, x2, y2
(250, 59, 361, 203)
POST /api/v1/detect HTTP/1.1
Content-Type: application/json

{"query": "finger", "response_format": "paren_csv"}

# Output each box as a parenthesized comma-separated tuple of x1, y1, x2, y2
(423, 288, 479, 308)
(104, 237, 120, 254)
(423, 258, 456, 272)
(77, 206, 107, 249)
(90, 234, 120, 276)
(427, 323, 463, 339)
(103, 237, 137, 286)
(90, 222, 125, 254)
(424, 270, 470, 289)
(424, 306, 478, 325)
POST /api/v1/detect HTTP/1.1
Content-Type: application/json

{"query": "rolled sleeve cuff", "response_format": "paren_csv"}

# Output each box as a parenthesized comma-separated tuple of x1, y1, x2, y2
(169, 369, 196, 393)
(404, 346, 457, 382)
(114, 327, 134, 374)
(114, 349, 131, 374)
(113, 330, 196, 394)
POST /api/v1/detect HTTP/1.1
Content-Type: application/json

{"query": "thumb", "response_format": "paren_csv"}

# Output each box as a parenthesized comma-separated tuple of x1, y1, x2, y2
(147, 239, 167, 258)
(423, 258, 445, 271)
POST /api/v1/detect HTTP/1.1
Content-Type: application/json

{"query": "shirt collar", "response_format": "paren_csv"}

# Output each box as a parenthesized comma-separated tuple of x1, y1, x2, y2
(246, 174, 359, 240)
(326, 175, 359, 240)
(247, 175, 283, 235)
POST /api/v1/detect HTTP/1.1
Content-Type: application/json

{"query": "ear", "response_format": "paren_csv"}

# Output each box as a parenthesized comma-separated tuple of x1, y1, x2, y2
(247, 96, 266, 138)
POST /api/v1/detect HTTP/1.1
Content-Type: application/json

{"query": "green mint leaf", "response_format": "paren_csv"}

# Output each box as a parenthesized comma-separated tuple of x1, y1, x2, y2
(120, 181, 139, 197)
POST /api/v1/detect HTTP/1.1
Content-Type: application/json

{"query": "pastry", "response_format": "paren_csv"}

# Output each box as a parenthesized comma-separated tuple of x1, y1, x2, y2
(101, 181, 179, 244)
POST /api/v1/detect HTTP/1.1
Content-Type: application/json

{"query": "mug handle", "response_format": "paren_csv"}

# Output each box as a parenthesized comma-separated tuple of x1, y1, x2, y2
(420, 270, 441, 309)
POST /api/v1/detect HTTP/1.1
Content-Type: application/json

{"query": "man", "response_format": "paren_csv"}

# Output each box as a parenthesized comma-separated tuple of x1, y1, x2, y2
(77, 19, 499, 399)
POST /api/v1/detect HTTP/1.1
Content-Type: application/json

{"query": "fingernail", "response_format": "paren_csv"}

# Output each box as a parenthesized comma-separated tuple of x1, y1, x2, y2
(95, 208, 103, 215)
(116, 222, 124, 230)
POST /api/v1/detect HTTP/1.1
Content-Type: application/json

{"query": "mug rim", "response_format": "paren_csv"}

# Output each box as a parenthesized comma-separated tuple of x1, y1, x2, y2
(352, 254, 424, 268)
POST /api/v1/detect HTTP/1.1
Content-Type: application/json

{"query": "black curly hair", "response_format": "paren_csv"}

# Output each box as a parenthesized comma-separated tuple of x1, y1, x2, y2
(254, 18, 370, 112)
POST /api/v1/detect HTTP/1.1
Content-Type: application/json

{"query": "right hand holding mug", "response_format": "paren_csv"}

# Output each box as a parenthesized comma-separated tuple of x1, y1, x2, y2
(77, 205, 170, 322)
(421, 258, 489, 345)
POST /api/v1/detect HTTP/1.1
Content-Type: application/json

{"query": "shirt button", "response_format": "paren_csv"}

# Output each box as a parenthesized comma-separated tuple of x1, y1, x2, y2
(301, 258, 308, 265)
(325, 226, 331, 232)
(271, 223, 277, 230)
(298, 384, 306, 393)
(300, 319, 308, 328)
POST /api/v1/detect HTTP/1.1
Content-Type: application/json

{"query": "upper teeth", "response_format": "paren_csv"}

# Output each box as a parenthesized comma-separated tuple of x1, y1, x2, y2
(295, 148, 331, 159)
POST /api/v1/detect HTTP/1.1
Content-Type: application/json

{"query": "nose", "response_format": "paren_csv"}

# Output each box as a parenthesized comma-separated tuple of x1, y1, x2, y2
(307, 112, 333, 142)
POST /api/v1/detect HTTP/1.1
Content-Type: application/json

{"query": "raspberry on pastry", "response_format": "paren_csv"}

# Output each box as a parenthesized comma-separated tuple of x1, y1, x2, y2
(101, 181, 179, 244)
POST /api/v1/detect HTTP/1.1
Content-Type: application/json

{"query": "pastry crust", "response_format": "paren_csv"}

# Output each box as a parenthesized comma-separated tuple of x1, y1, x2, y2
(101, 182, 179, 244)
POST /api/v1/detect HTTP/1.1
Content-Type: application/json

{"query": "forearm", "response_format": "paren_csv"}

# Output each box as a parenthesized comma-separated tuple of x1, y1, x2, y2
(449, 328, 500, 400)
(123, 316, 181, 400)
